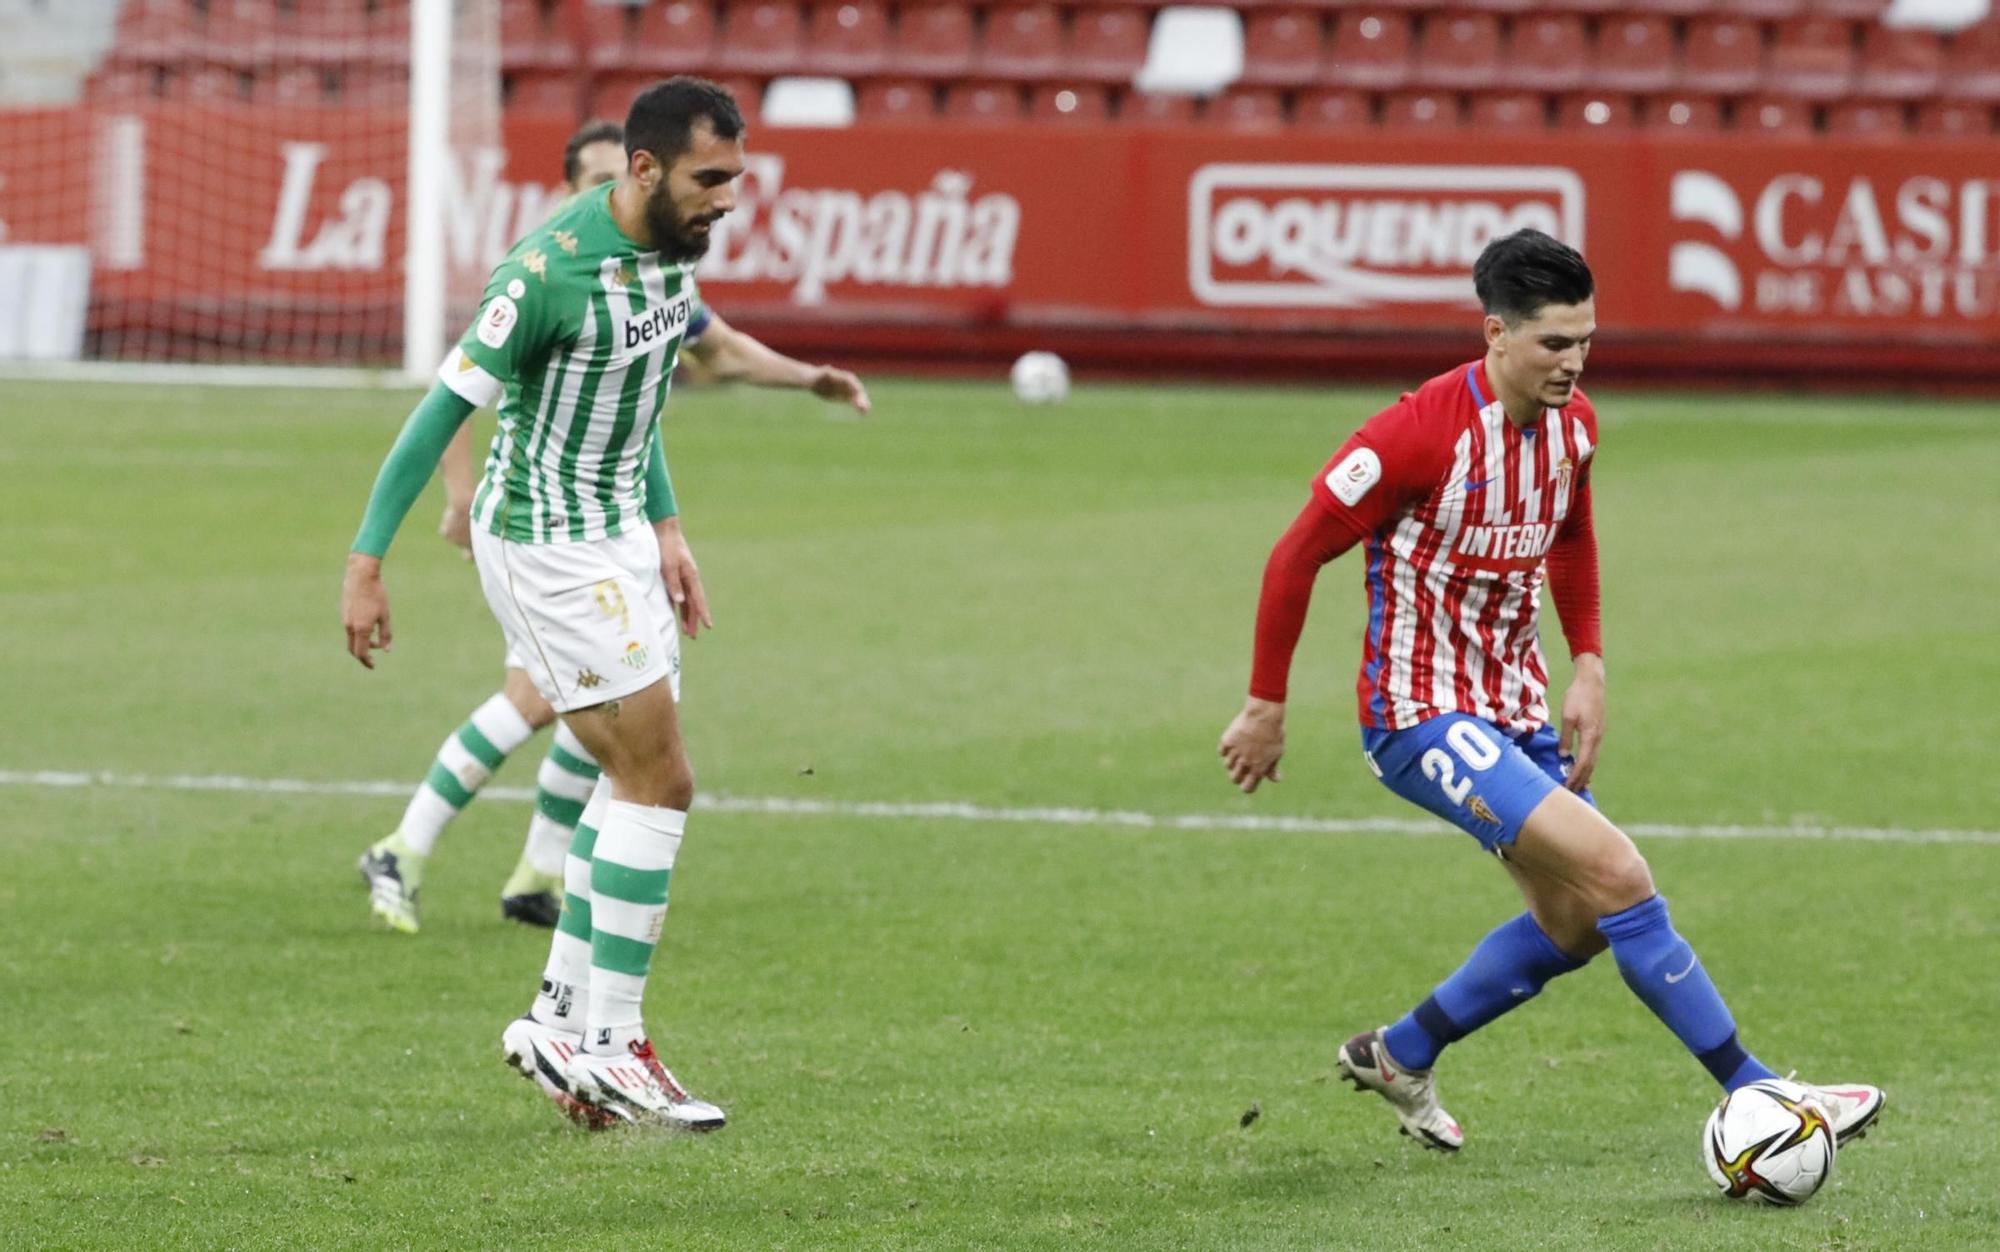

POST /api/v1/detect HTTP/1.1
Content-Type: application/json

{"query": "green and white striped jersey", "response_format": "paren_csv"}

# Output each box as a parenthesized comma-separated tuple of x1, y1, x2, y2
(440, 182, 708, 544)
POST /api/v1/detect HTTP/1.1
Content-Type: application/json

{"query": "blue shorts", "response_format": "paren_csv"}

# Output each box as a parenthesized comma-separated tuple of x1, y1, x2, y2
(1361, 713, 1595, 853)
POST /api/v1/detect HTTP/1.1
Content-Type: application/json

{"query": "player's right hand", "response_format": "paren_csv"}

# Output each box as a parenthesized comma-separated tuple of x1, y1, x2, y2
(1219, 698, 1286, 794)
(342, 554, 393, 670)
(439, 499, 473, 560)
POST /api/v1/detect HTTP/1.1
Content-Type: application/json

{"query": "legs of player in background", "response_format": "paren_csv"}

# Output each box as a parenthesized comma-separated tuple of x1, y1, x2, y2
(1502, 788, 1780, 1092)
(359, 688, 547, 932)
(500, 667, 602, 927)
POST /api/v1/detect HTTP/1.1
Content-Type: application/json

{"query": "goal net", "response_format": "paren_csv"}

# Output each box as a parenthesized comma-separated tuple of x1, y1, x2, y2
(0, 0, 503, 377)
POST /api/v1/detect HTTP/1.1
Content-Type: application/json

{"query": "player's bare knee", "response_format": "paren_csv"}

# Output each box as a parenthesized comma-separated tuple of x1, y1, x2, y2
(1588, 847, 1655, 914)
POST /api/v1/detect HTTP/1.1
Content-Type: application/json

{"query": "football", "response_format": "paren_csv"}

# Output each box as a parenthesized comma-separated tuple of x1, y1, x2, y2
(1010, 351, 1070, 405)
(1702, 1078, 1837, 1205)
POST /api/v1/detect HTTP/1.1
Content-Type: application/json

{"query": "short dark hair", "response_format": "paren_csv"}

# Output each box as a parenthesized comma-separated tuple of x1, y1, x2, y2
(562, 119, 624, 186)
(624, 77, 746, 170)
(1473, 229, 1594, 325)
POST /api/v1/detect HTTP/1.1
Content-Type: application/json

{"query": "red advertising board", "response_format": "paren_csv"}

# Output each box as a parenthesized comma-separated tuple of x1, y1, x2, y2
(2, 106, 1994, 379)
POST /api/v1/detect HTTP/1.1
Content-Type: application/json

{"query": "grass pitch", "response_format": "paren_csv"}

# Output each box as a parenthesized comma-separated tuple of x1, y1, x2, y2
(2, 375, 1996, 1250)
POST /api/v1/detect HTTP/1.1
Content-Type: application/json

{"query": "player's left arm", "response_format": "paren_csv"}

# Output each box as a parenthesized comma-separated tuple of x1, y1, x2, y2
(1547, 431, 1604, 791)
(681, 311, 871, 414)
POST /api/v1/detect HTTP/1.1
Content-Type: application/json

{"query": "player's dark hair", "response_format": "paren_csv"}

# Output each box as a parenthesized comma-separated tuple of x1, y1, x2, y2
(624, 77, 745, 170)
(1473, 229, 1594, 325)
(562, 119, 624, 186)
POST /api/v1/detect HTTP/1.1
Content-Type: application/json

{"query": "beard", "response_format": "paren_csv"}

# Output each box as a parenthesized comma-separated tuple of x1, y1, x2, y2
(644, 188, 718, 263)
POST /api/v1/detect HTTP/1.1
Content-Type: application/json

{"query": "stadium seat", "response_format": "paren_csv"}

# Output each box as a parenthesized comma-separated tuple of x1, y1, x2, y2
(1437, 0, 1537, 11)
(979, 5, 1065, 79)
(113, 0, 195, 66)
(943, 80, 1025, 122)
(86, 66, 159, 103)
(1380, 88, 1463, 128)
(1293, 86, 1371, 127)
(1066, 7, 1149, 83)
(1804, 0, 1887, 17)
(800, 2, 890, 77)
(612, 2, 716, 74)
(762, 75, 857, 124)
(1824, 98, 1908, 135)
(505, 68, 579, 115)
(1767, 17, 1858, 100)
(1208, 85, 1287, 128)
(1914, 97, 1993, 135)
(1527, 0, 1628, 13)
(346, 68, 411, 106)
(1240, 10, 1325, 87)
(501, 0, 573, 71)
(1942, 19, 2000, 101)
(582, 2, 640, 69)
(254, 65, 328, 106)
(1413, 12, 1502, 91)
(1134, 7, 1243, 94)
(1506, 14, 1586, 93)
(1681, 17, 1765, 96)
(890, 4, 976, 77)
(201, 1, 275, 67)
(288, 0, 378, 63)
(1030, 83, 1111, 123)
(1729, 0, 1805, 17)
(856, 77, 937, 120)
(1323, 11, 1413, 91)
(164, 65, 243, 102)
(1557, 92, 1636, 130)
(1588, 15, 1676, 94)
(1856, 26, 1943, 99)
(1641, 92, 1724, 131)
(716, 1, 805, 76)
(1734, 94, 1815, 136)
(1469, 91, 1549, 130)
(1121, 90, 1198, 123)
(1603, 0, 1715, 13)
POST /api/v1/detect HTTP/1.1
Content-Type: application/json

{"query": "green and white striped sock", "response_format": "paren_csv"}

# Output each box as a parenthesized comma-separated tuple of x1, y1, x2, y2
(395, 694, 534, 856)
(530, 776, 611, 1032)
(521, 722, 600, 877)
(583, 800, 684, 1055)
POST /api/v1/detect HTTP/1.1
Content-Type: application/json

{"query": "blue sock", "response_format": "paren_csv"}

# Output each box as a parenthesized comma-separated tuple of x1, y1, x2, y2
(1598, 894, 1778, 1091)
(1381, 912, 1589, 1071)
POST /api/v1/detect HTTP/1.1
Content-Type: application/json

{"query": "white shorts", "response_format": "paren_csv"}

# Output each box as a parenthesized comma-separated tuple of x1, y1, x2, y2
(472, 525, 682, 713)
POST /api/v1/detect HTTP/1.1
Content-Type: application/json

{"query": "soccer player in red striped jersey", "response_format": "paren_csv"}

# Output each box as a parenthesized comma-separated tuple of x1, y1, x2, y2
(1217, 230, 1883, 1155)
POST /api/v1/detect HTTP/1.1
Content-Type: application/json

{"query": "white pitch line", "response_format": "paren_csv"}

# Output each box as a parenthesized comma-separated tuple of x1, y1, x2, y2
(4, 768, 1998, 847)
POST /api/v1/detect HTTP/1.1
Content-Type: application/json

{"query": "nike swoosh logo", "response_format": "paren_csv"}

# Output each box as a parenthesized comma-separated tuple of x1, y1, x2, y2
(1665, 954, 1700, 984)
(1464, 478, 1491, 490)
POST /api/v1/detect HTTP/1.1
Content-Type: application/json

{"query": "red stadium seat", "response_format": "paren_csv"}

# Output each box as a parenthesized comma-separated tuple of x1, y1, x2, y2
(164, 65, 243, 102)
(1469, 91, 1548, 130)
(254, 65, 328, 105)
(288, 0, 377, 63)
(1524, 0, 1627, 13)
(978, 5, 1064, 79)
(1121, 90, 1197, 124)
(345, 68, 411, 107)
(1767, 17, 1857, 101)
(1030, 82, 1110, 123)
(801, 2, 890, 77)
(1942, 19, 2000, 102)
(1734, 94, 1814, 136)
(599, 2, 715, 74)
(716, 1, 804, 76)
(1240, 10, 1325, 88)
(501, 0, 573, 71)
(891, 4, 975, 77)
(1324, 11, 1413, 91)
(1422, 0, 1536, 11)
(856, 77, 936, 120)
(1804, 0, 1886, 17)
(1729, 0, 1804, 17)
(1914, 98, 1993, 136)
(582, 3, 640, 69)
(1642, 92, 1723, 132)
(1066, 7, 1148, 84)
(1588, 15, 1675, 95)
(1413, 12, 1501, 91)
(86, 66, 159, 103)
(1208, 86, 1286, 129)
(1506, 14, 1586, 93)
(1856, 26, 1942, 101)
(1600, 0, 1714, 13)
(943, 80, 1024, 123)
(1557, 93, 1636, 130)
(201, 1, 275, 67)
(1380, 88, 1463, 129)
(113, 0, 195, 66)
(506, 68, 579, 115)
(1681, 17, 1764, 96)
(1824, 98, 1906, 137)
(1293, 87, 1370, 127)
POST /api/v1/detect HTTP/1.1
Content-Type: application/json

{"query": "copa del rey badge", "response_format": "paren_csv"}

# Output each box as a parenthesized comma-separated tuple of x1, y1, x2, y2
(1327, 448, 1382, 506)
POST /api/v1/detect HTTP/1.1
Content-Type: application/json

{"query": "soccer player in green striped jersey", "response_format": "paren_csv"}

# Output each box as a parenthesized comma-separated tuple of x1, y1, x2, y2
(341, 78, 870, 1129)
(357, 120, 630, 937)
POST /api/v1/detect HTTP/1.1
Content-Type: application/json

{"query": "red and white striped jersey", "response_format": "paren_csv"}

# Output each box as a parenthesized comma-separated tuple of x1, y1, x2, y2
(1312, 361, 1598, 734)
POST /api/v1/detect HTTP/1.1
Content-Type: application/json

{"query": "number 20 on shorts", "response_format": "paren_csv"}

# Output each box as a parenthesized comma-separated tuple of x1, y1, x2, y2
(1421, 721, 1501, 809)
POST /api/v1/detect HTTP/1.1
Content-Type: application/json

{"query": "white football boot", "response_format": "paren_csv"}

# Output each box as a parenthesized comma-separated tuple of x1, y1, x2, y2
(500, 1015, 616, 1130)
(565, 1039, 727, 1132)
(1794, 1078, 1886, 1146)
(1336, 1027, 1465, 1152)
